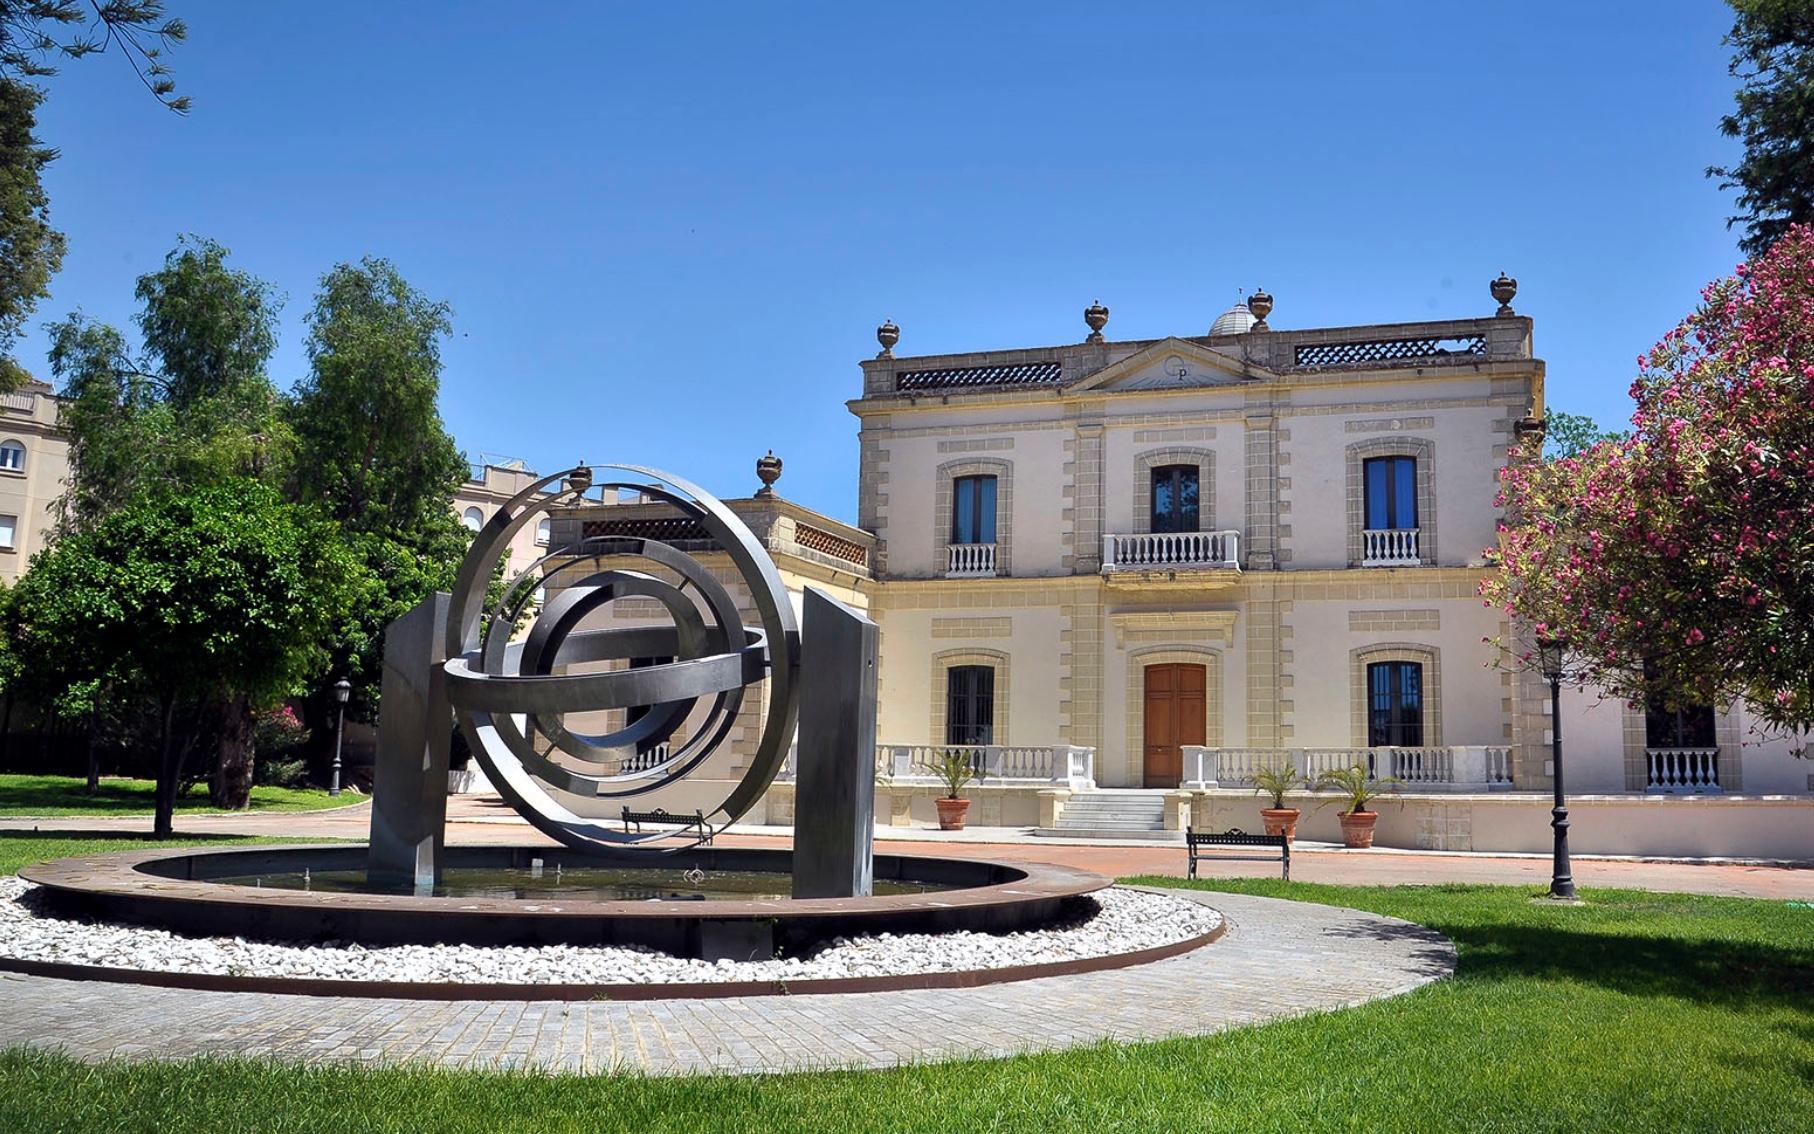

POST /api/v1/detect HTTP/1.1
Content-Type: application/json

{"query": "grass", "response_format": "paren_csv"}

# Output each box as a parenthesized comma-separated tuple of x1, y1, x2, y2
(0, 867, 1809, 1132)
(0, 773, 363, 817)
(0, 831, 340, 875)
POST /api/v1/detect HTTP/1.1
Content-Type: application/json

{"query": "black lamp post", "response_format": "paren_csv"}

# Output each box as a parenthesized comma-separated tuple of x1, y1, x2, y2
(1536, 636, 1574, 899)
(329, 678, 351, 797)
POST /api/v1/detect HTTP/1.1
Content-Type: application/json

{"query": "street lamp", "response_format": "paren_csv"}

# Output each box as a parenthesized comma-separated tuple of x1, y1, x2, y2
(329, 678, 352, 797)
(1536, 636, 1574, 899)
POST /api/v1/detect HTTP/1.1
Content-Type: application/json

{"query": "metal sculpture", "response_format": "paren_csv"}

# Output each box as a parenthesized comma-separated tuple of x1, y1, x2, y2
(440, 464, 800, 855)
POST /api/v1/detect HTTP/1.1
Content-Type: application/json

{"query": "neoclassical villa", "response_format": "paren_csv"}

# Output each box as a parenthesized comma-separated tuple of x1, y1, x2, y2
(537, 283, 1810, 858)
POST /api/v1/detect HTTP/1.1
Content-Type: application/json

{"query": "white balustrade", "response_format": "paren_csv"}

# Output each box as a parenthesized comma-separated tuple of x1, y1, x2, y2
(1175, 746, 1516, 791)
(1362, 528, 1421, 566)
(946, 543, 997, 577)
(1102, 530, 1242, 572)
(1388, 747, 1453, 784)
(1645, 748, 1722, 793)
(0, 391, 34, 413)
(618, 744, 670, 773)
(873, 744, 1095, 787)
(1483, 746, 1514, 786)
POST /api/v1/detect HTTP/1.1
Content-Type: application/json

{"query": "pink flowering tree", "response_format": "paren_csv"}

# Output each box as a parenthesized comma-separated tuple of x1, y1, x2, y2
(1484, 225, 1814, 734)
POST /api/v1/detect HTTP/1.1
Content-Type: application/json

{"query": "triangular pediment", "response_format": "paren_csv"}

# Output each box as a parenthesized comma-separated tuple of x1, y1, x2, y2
(1071, 337, 1272, 392)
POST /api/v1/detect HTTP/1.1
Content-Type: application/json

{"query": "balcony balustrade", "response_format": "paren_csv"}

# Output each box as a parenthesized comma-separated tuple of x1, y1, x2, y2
(1182, 745, 1516, 791)
(1645, 747, 1722, 793)
(945, 543, 998, 577)
(865, 744, 1096, 790)
(1102, 530, 1241, 573)
(1362, 528, 1421, 566)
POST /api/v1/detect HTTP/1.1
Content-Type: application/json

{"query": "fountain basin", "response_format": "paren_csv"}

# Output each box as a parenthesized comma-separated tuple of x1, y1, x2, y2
(20, 844, 1108, 960)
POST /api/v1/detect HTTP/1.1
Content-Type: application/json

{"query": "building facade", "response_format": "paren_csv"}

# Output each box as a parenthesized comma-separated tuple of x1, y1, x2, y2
(837, 292, 1811, 848)
(0, 381, 71, 583)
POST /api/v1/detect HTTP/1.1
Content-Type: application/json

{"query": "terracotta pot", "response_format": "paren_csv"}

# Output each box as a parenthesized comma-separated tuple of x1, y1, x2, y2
(1339, 809, 1379, 849)
(935, 797, 971, 831)
(1260, 807, 1300, 842)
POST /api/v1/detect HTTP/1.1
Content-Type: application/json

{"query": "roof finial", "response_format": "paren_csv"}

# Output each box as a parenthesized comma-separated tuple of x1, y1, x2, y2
(1491, 272, 1518, 317)
(1247, 287, 1273, 332)
(876, 318, 900, 359)
(755, 450, 782, 497)
(1083, 299, 1109, 343)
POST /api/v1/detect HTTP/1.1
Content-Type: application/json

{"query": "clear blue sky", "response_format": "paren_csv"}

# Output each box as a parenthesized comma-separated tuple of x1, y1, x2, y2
(19, 0, 1745, 523)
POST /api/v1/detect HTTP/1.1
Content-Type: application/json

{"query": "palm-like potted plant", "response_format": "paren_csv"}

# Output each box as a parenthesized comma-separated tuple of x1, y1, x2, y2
(1314, 764, 1401, 848)
(920, 748, 988, 830)
(1252, 759, 1306, 842)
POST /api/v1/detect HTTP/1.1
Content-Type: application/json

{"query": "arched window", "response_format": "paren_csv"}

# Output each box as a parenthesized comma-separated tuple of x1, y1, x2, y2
(536, 518, 551, 546)
(462, 506, 484, 531)
(0, 441, 25, 473)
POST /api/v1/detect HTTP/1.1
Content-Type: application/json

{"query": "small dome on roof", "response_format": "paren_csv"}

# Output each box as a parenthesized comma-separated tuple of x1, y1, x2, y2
(1209, 303, 1256, 336)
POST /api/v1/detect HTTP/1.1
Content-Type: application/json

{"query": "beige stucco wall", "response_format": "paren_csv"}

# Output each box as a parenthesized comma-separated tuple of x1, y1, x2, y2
(0, 387, 69, 582)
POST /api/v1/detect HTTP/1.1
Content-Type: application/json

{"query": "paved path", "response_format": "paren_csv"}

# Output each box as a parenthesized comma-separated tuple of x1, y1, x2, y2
(0, 891, 1453, 1074)
(5, 798, 1809, 899)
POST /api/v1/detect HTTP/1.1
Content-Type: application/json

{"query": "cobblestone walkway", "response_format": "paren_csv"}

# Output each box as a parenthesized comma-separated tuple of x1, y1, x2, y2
(0, 891, 1453, 1075)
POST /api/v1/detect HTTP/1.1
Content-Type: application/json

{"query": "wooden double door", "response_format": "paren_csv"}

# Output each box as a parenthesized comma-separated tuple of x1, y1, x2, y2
(1142, 663, 1206, 788)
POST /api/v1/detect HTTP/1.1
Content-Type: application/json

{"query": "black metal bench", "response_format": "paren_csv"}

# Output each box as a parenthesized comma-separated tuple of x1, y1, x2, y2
(1186, 827, 1289, 880)
(621, 807, 712, 844)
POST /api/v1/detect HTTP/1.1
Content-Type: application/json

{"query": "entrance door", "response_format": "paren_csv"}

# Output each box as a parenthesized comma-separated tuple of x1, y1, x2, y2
(1143, 663, 1206, 787)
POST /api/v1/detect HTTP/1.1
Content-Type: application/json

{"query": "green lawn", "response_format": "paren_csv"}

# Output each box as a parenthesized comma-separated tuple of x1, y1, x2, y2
(0, 831, 340, 875)
(0, 773, 363, 817)
(0, 853, 1809, 1132)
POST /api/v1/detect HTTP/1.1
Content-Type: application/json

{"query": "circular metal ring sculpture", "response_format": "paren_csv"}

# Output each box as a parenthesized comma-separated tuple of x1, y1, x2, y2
(443, 464, 799, 853)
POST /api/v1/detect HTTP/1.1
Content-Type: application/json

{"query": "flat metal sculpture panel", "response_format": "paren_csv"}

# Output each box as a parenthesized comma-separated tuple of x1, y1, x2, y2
(442, 464, 800, 854)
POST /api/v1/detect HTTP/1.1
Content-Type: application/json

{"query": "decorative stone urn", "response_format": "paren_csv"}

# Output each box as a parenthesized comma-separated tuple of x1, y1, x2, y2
(876, 319, 900, 358)
(1339, 809, 1380, 849)
(1083, 299, 1110, 343)
(755, 450, 782, 497)
(1247, 288, 1273, 330)
(935, 797, 972, 831)
(1491, 272, 1518, 316)
(1260, 806, 1300, 842)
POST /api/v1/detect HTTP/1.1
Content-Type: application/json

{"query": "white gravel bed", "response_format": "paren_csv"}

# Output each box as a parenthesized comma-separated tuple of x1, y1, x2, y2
(0, 879, 1219, 985)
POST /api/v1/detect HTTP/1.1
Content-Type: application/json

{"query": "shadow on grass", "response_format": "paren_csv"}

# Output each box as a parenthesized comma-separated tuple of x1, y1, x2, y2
(0, 780, 178, 815)
(0, 829, 264, 845)
(1437, 921, 1814, 1008)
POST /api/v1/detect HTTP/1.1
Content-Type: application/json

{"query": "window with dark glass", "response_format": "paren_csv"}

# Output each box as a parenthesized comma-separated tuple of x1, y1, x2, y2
(950, 475, 997, 545)
(1363, 456, 1418, 530)
(1640, 659, 1716, 748)
(1150, 464, 1200, 533)
(945, 665, 995, 746)
(1367, 661, 1425, 747)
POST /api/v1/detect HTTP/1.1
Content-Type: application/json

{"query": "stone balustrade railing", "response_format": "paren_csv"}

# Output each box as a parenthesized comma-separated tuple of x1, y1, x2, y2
(1362, 528, 1421, 566)
(1645, 747, 1722, 793)
(1101, 530, 1241, 572)
(946, 543, 997, 577)
(872, 744, 1096, 790)
(1182, 745, 1516, 791)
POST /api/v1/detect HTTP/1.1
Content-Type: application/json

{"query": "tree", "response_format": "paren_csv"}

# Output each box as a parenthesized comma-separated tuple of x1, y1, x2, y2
(1484, 225, 1814, 735)
(286, 259, 469, 744)
(1709, 1, 1814, 256)
(48, 236, 290, 528)
(0, 2, 189, 110)
(0, 79, 62, 388)
(0, 2, 187, 386)
(1542, 410, 1627, 461)
(11, 479, 356, 834)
